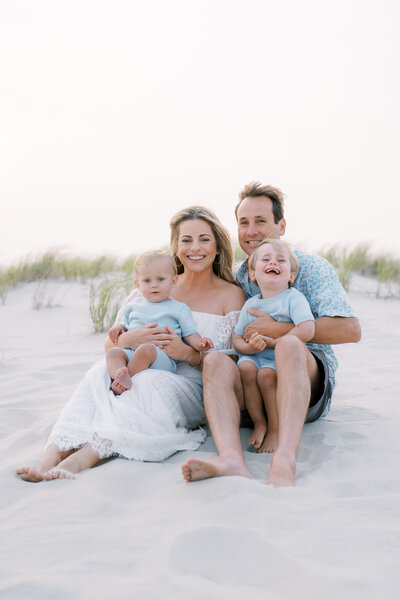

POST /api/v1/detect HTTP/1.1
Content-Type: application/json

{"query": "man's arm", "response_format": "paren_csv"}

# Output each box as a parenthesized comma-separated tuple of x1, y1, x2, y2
(312, 316, 361, 344)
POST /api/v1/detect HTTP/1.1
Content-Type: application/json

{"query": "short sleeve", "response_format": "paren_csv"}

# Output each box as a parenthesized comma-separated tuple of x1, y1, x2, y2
(179, 303, 199, 337)
(289, 291, 315, 325)
(295, 254, 356, 319)
(234, 301, 252, 336)
(114, 288, 141, 325)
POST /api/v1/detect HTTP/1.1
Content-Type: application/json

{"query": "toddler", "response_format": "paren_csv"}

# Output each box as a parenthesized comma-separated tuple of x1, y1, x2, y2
(234, 239, 315, 452)
(107, 250, 213, 395)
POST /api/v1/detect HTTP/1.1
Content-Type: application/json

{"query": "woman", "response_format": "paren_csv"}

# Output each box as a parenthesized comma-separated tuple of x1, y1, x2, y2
(17, 207, 246, 481)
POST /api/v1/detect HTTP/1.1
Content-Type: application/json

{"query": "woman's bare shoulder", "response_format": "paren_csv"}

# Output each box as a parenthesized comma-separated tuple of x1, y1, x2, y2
(218, 279, 246, 312)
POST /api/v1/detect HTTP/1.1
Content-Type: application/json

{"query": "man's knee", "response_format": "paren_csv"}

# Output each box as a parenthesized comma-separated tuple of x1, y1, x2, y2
(275, 336, 306, 362)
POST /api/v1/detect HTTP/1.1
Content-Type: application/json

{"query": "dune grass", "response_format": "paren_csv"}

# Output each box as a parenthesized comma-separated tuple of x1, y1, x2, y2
(1, 245, 399, 329)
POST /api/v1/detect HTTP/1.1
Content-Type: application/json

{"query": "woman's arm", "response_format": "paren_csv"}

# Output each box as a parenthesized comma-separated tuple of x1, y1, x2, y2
(104, 323, 173, 352)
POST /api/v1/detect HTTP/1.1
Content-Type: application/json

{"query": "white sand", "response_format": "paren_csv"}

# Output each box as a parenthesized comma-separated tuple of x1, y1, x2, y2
(1, 280, 399, 599)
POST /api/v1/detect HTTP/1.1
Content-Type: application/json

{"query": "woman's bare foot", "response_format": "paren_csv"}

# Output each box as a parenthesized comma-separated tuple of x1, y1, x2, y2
(16, 466, 47, 482)
(44, 468, 76, 480)
(247, 422, 267, 450)
(16, 445, 72, 483)
(257, 430, 278, 454)
(182, 455, 251, 482)
(266, 452, 296, 487)
(111, 367, 132, 395)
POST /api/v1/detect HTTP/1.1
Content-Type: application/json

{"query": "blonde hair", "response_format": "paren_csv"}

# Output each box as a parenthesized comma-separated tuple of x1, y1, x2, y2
(169, 206, 235, 284)
(134, 250, 177, 278)
(249, 238, 298, 275)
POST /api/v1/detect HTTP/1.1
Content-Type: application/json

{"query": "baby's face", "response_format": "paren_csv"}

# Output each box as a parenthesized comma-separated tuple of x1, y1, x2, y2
(250, 243, 296, 292)
(135, 260, 177, 302)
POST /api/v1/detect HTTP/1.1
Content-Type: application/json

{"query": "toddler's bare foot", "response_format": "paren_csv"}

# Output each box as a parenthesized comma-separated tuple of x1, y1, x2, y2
(182, 456, 251, 482)
(257, 430, 278, 453)
(111, 367, 132, 395)
(16, 466, 46, 483)
(247, 422, 267, 449)
(266, 453, 296, 487)
(44, 468, 76, 480)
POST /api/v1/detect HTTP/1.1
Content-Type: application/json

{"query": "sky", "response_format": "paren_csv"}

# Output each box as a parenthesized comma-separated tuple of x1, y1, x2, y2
(1, 0, 400, 266)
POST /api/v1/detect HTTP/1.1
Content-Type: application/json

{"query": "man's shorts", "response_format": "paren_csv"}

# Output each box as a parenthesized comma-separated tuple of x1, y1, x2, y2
(123, 345, 176, 373)
(240, 348, 332, 426)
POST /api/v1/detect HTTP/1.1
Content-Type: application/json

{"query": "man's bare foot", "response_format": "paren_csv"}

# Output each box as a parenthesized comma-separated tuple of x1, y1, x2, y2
(111, 367, 132, 395)
(44, 468, 76, 480)
(257, 430, 278, 454)
(247, 422, 267, 449)
(182, 456, 251, 482)
(16, 466, 46, 483)
(266, 453, 296, 487)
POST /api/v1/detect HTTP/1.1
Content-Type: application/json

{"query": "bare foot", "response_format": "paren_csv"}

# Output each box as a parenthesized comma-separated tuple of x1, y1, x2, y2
(111, 367, 132, 395)
(247, 422, 267, 449)
(182, 456, 251, 482)
(16, 466, 46, 483)
(44, 468, 76, 480)
(257, 430, 278, 454)
(266, 453, 296, 487)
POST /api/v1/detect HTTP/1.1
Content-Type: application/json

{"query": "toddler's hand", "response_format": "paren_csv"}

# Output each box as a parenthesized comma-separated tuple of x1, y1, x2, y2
(199, 337, 214, 351)
(247, 333, 267, 352)
(261, 335, 276, 349)
(108, 325, 125, 345)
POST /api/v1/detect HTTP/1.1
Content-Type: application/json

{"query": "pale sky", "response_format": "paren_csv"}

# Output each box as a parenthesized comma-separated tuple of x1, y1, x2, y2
(1, 0, 399, 265)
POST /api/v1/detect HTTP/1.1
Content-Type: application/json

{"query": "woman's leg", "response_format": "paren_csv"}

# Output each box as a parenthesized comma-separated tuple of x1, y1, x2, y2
(16, 444, 74, 482)
(44, 444, 100, 480)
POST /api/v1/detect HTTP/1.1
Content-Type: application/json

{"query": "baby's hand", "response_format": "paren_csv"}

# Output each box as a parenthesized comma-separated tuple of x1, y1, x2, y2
(247, 333, 267, 352)
(108, 325, 125, 345)
(199, 337, 214, 351)
(261, 335, 276, 349)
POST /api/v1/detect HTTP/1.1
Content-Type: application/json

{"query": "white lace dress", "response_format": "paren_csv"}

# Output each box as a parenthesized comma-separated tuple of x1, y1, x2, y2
(47, 309, 239, 461)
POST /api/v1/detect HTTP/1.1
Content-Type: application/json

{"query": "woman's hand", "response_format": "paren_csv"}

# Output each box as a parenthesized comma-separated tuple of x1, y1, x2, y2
(106, 323, 173, 351)
(162, 325, 197, 362)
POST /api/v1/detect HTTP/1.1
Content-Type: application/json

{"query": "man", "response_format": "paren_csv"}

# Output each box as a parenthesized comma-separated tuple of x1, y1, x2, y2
(182, 182, 361, 487)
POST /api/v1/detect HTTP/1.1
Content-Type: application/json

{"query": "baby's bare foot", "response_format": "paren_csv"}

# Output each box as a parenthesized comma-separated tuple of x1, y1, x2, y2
(16, 466, 45, 483)
(182, 456, 251, 482)
(111, 367, 132, 395)
(257, 430, 278, 454)
(247, 422, 267, 449)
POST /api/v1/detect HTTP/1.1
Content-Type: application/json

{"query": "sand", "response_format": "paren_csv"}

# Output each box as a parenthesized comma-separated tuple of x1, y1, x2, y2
(1, 279, 399, 599)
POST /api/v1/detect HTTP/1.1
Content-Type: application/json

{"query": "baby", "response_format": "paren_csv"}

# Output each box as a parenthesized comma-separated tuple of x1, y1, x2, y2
(234, 239, 315, 453)
(106, 250, 213, 395)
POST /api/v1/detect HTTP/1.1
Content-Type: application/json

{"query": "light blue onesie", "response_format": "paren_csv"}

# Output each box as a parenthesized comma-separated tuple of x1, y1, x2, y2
(234, 288, 314, 370)
(122, 296, 198, 373)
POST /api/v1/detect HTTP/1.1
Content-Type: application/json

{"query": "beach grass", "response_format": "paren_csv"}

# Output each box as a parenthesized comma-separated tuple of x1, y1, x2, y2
(1, 245, 399, 329)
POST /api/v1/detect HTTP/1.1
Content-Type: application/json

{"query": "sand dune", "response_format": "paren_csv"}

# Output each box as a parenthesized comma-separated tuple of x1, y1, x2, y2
(1, 280, 399, 599)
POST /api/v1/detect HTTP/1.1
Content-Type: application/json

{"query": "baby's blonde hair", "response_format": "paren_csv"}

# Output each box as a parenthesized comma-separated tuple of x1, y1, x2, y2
(134, 250, 177, 278)
(249, 238, 298, 273)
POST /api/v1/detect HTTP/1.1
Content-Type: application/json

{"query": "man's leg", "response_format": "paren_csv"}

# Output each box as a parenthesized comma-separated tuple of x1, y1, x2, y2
(181, 353, 251, 482)
(267, 336, 321, 487)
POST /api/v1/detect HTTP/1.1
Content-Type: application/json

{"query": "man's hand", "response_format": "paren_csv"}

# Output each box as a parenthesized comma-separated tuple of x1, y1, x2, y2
(108, 325, 126, 345)
(243, 309, 293, 340)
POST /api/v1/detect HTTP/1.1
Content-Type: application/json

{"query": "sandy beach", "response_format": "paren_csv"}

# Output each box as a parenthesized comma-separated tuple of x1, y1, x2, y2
(1, 279, 399, 599)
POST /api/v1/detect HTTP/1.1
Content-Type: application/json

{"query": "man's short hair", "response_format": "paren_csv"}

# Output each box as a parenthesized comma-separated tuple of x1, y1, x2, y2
(235, 182, 285, 224)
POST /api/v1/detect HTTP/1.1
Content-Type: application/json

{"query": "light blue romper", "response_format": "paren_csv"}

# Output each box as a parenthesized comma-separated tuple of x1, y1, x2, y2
(234, 288, 314, 370)
(122, 296, 198, 373)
